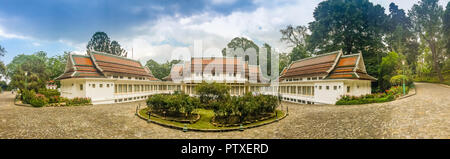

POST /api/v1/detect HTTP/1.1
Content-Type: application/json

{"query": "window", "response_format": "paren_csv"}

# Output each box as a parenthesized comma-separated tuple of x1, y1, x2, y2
(347, 86, 350, 93)
(119, 76, 123, 79)
(100, 84, 103, 88)
(319, 86, 322, 90)
(333, 86, 337, 90)
(92, 84, 96, 88)
(107, 84, 110, 88)
(80, 84, 83, 90)
(307, 77, 311, 80)
(357, 85, 360, 88)
(113, 76, 118, 79)
(128, 77, 132, 80)
(326, 86, 329, 90)
(319, 77, 323, 80)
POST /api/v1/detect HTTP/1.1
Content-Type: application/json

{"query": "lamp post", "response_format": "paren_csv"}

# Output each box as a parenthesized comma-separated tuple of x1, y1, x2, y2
(402, 60, 405, 95)
(24, 71, 28, 91)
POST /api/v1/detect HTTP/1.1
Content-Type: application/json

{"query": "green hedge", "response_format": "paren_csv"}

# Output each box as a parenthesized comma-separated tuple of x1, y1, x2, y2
(30, 95, 48, 107)
(38, 88, 60, 98)
(21, 89, 36, 104)
(213, 93, 278, 123)
(146, 93, 199, 116)
(66, 97, 91, 106)
(336, 86, 408, 105)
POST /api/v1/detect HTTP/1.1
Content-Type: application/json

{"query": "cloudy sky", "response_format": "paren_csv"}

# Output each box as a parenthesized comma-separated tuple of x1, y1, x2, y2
(0, 0, 448, 64)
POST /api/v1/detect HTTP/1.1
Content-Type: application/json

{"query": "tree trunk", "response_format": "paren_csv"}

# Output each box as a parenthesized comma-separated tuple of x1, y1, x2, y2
(429, 42, 444, 82)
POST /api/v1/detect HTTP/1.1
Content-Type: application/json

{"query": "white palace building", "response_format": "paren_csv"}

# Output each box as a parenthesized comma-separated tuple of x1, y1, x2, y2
(261, 50, 376, 104)
(56, 50, 376, 105)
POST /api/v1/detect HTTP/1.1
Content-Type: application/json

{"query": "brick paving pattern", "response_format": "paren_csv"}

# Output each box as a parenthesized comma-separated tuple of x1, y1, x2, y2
(0, 82, 448, 139)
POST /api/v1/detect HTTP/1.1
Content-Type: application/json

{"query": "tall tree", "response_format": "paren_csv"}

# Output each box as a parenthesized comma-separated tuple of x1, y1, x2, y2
(87, 32, 111, 53)
(280, 25, 309, 47)
(289, 44, 311, 62)
(386, 2, 420, 73)
(145, 59, 181, 80)
(308, 0, 388, 90)
(443, 2, 450, 57)
(308, 0, 387, 55)
(110, 40, 128, 57)
(7, 52, 49, 92)
(222, 37, 260, 65)
(86, 32, 128, 57)
(385, 3, 412, 53)
(0, 45, 6, 79)
(409, 0, 445, 82)
(278, 52, 290, 75)
(0, 45, 5, 57)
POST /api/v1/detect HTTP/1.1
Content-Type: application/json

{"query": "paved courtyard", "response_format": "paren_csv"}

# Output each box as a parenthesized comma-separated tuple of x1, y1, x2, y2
(0, 82, 449, 139)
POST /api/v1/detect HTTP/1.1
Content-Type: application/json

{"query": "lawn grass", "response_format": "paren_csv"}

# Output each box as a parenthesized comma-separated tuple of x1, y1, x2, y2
(139, 108, 285, 130)
(414, 72, 450, 86)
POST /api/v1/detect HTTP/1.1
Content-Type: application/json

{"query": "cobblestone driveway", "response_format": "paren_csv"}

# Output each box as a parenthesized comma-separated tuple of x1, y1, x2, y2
(0, 83, 448, 139)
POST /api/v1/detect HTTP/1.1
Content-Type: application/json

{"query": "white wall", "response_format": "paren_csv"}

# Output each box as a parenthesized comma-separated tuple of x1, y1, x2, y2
(85, 80, 115, 104)
(60, 79, 86, 99)
(344, 80, 371, 97)
(314, 81, 344, 104)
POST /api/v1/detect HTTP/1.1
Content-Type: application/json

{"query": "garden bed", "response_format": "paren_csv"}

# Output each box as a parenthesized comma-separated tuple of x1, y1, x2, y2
(211, 113, 276, 127)
(336, 86, 412, 105)
(138, 108, 286, 131)
(143, 108, 200, 123)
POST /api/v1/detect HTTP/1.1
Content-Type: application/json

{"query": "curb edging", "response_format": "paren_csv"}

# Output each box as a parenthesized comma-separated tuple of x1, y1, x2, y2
(136, 110, 288, 132)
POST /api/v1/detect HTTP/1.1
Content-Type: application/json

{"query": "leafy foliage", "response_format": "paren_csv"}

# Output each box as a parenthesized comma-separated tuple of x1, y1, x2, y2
(21, 89, 36, 104)
(145, 59, 181, 80)
(30, 95, 48, 107)
(66, 97, 92, 106)
(7, 53, 49, 92)
(390, 75, 413, 86)
(38, 88, 61, 98)
(212, 93, 278, 124)
(280, 25, 309, 47)
(409, 0, 445, 82)
(146, 93, 199, 117)
(378, 51, 400, 90)
(195, 82, 230, 108)
(289, 44, 311, 62)
(86, 32, 127, 57)
(222, 37, 260, 65)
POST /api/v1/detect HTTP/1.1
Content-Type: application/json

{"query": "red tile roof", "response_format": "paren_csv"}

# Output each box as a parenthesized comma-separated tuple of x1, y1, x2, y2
(281, 51, 339, 78)
(164, 57, 267, 82)
(281, 51, 377, 81)
(90, 51, 158, 80)
(55, 51, 159, 81)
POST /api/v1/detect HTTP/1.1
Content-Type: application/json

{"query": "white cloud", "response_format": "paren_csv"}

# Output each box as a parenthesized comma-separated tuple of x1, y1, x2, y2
(32, 42, 41, 46)
(211, 0, 238, 5)
(0, 26, 29, 39)
(119, 0, 322, 63)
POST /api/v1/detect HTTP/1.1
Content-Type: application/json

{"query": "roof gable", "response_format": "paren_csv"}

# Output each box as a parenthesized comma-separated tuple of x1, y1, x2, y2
(89, 51, 158, 80)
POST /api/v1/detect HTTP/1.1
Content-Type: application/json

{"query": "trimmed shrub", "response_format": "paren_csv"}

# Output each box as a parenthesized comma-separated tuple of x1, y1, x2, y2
(212, 93, 279, 124)
(390, 75, 412, 86)
(146, 93, 198, 117)
(66, 97, 91, 106)
(30, 95, 48, 107)
(38, 88, 60, 98)
(336, 85, 407, 105)
(21, 89, 36, 104)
